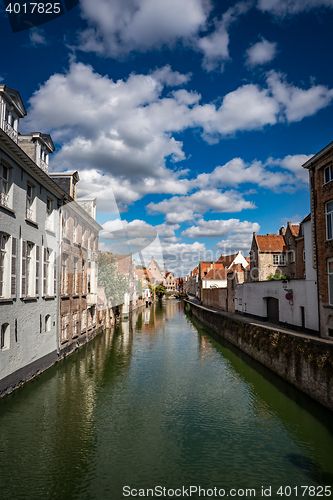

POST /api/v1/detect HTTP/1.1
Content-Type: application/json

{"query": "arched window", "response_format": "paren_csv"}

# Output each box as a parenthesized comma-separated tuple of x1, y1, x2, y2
(45, 315, 51, 332)
(1, 323, 10, 350)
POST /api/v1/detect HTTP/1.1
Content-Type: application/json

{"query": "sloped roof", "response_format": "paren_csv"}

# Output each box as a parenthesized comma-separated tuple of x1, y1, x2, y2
(301, 213, 311, 223)
(203, 268, 228, 280)
(256, 235, 288, 252)
(191, 266, 199, 277)
(290, 224, 300, 237)
(136, 269, 148, 279)
(217, 253, 239, 267)
(115, 254, 131, 274)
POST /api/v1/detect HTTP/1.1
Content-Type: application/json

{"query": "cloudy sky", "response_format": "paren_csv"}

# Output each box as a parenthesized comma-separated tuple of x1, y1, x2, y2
(2, 0, 333, 275)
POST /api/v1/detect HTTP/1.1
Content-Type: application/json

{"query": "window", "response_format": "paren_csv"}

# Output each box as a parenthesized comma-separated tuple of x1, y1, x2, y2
(61, 315, 69, 342)
(45, 314, 51, 332)
(46, 198, 53, 231)
(61, 255, 67, 295)
(324, 165, 333, 184)
(0, 164, 9, 208)
(303, 249, 306, 261)
(62, 210, 68, 239)
(26, 242, 34, 296)
(73, 258, 79, 294)
(328, 260, 333, 305)
(326, 201, 333, 240)
(26, 183, 34, 220)
(0, 234, 8, 298)
(43, 248, 51, 296)
(73, 218, 78, 243)
(73, 313, 79, 337)
(273, 254, 286, 266)
(81, 310, 87, 331)
(1, 323, 10, 350)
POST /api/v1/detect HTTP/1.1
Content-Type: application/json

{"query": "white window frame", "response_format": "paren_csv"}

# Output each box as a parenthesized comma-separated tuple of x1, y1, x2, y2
(1, 323, 10, 350)
(62, 210, 68, 239)
(61, 315, 69, 342)
(0, 234, 9, 298)
(73, 218, 78, 243)
(273, 254, 286, 266)
(45, 314, 51, 332)
(26, 183, 35, 221)
(0, 163, 10, 208)
(26, 242, 35, 297)
(324, 165, 333, 184)
(326, 201, 333, 241)
(73, 257, 79, 295)
(328, 259, 333, 306)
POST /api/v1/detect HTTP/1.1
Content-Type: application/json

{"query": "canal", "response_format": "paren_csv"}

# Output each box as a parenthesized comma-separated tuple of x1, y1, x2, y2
(0, 301, 333, 500)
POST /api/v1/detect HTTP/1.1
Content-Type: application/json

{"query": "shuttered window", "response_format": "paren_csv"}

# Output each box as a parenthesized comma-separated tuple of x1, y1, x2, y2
(21, 240, 27, 297)
(36, 246, 40, 296)
(11, 237, 17, 298)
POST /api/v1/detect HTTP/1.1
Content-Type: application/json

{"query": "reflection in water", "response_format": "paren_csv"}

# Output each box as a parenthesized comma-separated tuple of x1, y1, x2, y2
(0, 300, 332, 500)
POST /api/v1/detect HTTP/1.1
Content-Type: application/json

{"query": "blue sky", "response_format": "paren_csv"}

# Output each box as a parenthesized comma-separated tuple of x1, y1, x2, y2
(2, 0, 333, 275)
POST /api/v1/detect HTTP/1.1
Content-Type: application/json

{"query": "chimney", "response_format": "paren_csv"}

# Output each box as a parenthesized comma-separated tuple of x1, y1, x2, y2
(279, 226, 286, 236)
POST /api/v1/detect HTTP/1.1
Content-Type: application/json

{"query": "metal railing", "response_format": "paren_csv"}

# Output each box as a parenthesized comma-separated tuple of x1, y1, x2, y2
(0, 192, 9, 208)
(2, 120, 18, 143)
(26, 207, 33, 220)
(37, 157, 49, 174)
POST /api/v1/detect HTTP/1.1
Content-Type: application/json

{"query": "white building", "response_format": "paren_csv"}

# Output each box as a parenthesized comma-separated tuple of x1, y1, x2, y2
(235, 216, 318, 334)
(0, 85, 66, 396)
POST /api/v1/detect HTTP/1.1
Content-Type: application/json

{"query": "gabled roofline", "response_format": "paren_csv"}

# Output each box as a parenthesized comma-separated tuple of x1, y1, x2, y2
(0, 85, 27, 117)
(302, 141, 333, 168)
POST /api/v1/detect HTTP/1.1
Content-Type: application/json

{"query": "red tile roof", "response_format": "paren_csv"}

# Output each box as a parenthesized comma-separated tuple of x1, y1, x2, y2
(217, 253, 241, 267)
(290, 225, 300, 237)
(136, 269, 148, 280)
(115, 254, 132, 274)
(203, 268, 228, 280)
(256, 235, 288, 252)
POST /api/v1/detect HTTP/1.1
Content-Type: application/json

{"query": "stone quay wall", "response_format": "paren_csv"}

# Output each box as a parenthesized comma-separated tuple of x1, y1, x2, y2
(185, 300, 333, 412)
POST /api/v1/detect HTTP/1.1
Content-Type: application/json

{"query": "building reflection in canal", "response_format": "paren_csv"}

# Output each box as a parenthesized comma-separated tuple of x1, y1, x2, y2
(0, 300, 332, 500)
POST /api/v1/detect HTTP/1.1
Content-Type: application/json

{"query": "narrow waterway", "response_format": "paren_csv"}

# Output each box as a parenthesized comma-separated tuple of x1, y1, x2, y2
(0, 301, 332, 500)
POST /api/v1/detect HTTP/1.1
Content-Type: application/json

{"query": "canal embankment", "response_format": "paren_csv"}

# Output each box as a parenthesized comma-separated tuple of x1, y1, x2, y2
(185, 298, 333, 411)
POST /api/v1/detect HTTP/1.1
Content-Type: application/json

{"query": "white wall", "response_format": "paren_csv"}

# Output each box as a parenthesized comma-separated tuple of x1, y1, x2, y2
(235, 279, 318, 331)
(202, 279, 227, 289)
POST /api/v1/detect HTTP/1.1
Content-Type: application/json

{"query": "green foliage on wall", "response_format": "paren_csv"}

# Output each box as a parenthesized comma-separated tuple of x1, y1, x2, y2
(98, 252, 129, 306)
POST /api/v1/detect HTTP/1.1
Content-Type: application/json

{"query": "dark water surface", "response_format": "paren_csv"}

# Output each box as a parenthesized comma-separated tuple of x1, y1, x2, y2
(0, 301, 332, 500)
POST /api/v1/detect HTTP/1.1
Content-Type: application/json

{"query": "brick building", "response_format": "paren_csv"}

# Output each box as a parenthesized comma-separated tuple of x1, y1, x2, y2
(303, 142, 333, 338)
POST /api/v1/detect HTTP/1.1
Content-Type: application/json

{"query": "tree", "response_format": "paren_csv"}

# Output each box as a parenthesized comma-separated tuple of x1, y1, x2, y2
(155, 284, 166, 299)
(267, 273, 290, 281)
(98, 253, 129, 306)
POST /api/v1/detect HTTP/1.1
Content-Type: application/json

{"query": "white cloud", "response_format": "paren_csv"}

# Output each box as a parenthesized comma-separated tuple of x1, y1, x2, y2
(147, 189, 256, 223)
(182, 218, 260, 238)
(267, 70, 333, 122)
(197, 154, 312, 191)
(245, 38, 277, 67)
(78, 0, 210, 57)
(215, 233, 254, 256)
(29, 28, 47, 46)
(24, 63, 330, 218)
(257, 0, 333, 17)
(196, 2, 252, 71)
(77, 0, 253, 72)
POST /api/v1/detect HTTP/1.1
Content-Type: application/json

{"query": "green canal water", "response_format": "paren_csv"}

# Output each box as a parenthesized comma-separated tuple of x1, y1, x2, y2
(0, 301, 333, 500)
